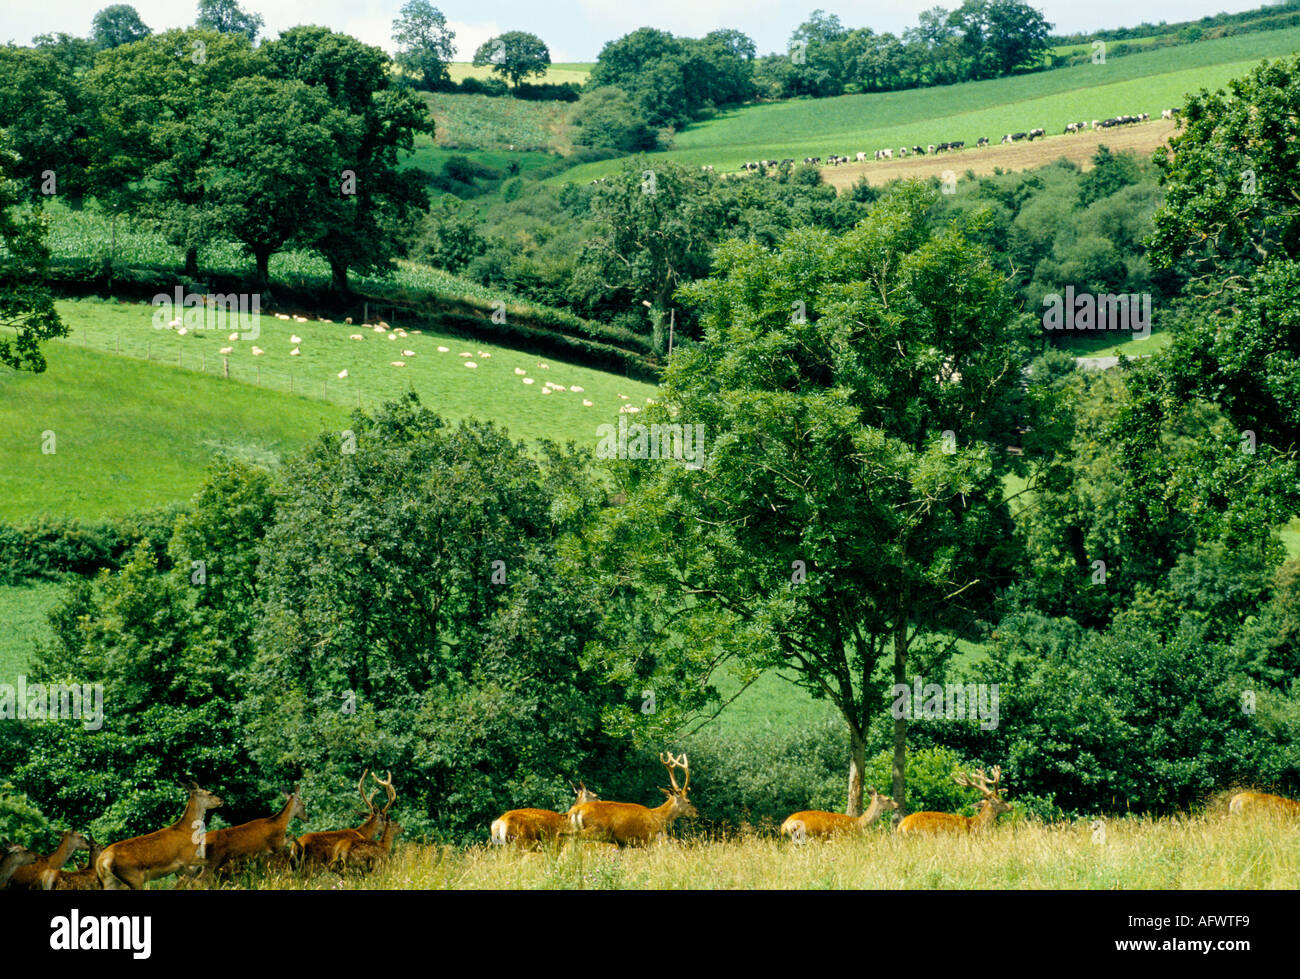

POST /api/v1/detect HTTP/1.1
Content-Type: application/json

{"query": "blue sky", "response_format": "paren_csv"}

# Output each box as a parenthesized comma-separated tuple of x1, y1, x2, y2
(4, 0, 1282, 62)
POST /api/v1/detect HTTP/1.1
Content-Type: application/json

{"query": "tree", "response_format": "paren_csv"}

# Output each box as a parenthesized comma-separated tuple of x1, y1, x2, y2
(83, 29, 265, 277)
(949, 0, 1051, 80)
(603, 183, 1033, 816)
(0, 141, 67, 372)
(569, 86, 659, 152)
(472, 31, 551, 87)
(200, 77, 347, 289)
(0, 46, 89, 200)
(91, 5, 151, 49)
(391, 0, 456, 91)
(242, 395, 632, 840)
(575, 160, 728, 352)
(1145, 55, 1300, 451)
(265, 26, 433, 291)
(194, 0, 263, 42)
(588, 28, 692, 128)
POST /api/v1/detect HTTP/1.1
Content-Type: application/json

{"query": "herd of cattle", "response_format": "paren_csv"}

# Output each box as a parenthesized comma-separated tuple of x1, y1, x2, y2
(736, 108, 1175, 173)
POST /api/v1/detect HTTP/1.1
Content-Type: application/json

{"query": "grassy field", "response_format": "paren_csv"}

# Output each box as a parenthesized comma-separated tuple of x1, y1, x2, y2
(444, 62, 592, 86)
(554, 28, 1300, 182)
(0, 298, 657, 522)
(193, 805, 1300, 889)
(0, 579, 66, 685)
(415, 91, 573, 153)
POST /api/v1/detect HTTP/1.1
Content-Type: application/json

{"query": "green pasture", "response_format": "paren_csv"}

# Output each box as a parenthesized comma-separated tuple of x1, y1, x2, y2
(552, 28, 1300, 182)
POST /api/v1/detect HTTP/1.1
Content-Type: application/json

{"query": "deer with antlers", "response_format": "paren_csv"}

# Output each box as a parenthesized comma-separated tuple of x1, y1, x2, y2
(292, 770, 391, 870)
(0, 842, 39, 889)
(96, 782, 224, 889)
(1229, 791, 1300, 817)
(898, 766, 1011, 835)
(566, 753, 697, 847)
(6, 829, 91, 890)
(342, 819, 402, 873)
(781, 787, 899, 842)
(491, 783, 600, 848)
(330, 772, 396, 869)
(51, 837, 104, 890)
(202, 786, 308, 878)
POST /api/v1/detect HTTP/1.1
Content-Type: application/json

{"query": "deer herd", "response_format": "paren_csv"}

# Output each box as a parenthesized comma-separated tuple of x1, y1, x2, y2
(2, 758, 1296, 888)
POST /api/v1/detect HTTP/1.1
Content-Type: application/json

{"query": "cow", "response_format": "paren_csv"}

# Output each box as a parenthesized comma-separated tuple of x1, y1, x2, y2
(976, 136, 989, 147)
(1027, 128, 1045, 140)
(856, 151, 867, 162)
(1161, 108, 1174, 120)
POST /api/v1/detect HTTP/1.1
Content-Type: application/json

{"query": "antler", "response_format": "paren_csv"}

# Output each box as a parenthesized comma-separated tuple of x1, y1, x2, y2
(954, 767, 1002, 797)
(660, 751, 691, 796)
(356, 769, 378, 814)
(372, 770, 396, 815)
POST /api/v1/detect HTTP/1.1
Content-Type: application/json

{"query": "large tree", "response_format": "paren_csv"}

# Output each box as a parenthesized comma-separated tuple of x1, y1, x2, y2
(0, 141, 67, 372)
(265, 26, 433, 291)
(601, 183, 1037, 816)
(82, 29, 265, 276)
(199, 76, 347, 289)
(194, 0, 264, 42)
(391, 0, 456, 91)
(91, 4, 151, 48)
(472, 31, 551, 87)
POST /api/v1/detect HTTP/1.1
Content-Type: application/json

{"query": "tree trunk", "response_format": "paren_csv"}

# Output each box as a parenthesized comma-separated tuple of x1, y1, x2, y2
(847, 724, 867, 817)
(255, 249, 271, 292)
(330, 259, 349, 294)
(184, 246, 199, 278)
(891, 607, 910, 816)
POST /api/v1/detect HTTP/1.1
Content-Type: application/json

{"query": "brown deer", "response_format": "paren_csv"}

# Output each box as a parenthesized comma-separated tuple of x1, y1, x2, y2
(491, 783, 599, 848)
(566, 753, 697, 847)
(0, 842, 39, 889)
(343, 819, 402, 873)
(1229, 791, 1300, 817)
(292, 770, 390, 870)
(202, 786, 308, 877)
(7, 829, 91, 890)
(330, 772, 396, 868)
(898, 766, 1011, 835)
(96, 782, 224, 889)
(51, 837, 104, 890)
(781, 787, 899, 841)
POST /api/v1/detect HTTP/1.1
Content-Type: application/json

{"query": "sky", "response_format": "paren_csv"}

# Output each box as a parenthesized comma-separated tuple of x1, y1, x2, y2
(2, 0, 1282, 62)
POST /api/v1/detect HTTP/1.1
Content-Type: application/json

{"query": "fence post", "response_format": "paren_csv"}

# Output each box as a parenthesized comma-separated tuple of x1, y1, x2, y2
(223, 357, 229, 379)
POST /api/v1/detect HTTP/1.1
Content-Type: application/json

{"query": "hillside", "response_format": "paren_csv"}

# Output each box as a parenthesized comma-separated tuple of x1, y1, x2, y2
(554, 27, 1300, 183)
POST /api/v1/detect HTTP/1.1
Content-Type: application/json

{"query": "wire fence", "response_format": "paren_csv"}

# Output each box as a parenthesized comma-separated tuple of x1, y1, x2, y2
(53, 330, 386, 414)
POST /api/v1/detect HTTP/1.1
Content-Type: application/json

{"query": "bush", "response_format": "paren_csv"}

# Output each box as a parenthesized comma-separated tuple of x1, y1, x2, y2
(0, 508, 180, 584)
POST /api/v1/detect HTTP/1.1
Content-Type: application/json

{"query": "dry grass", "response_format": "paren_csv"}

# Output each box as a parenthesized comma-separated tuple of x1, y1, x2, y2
(214, 806, 1300, 890)
(818, 118, 1177, 191)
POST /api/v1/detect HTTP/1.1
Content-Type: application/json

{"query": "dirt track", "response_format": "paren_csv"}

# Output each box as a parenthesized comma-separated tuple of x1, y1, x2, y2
(818, 118, 1178, 191)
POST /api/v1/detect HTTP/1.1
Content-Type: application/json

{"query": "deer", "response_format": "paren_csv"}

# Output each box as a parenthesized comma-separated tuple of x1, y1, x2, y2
(329, 771, 396, 869)
(565, 753, 697, 847)
(0, 842, 39, 889)
(1229, 791, 1300, 817)
(291, 770, 390, 870)
(51, 837, 104, 890)
(202, 786, 308, 878)
(343, 819, 402, 873)
(6, 829, 91, 890)
(96, 782, 224, 889)
(491, 783, 600, 848)
(897, 766, 1011, 835)
(781, 787, 899, 842)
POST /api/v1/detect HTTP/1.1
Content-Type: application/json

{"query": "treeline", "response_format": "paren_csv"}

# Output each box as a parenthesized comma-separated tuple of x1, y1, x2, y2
(1052, 0, 1300, 46)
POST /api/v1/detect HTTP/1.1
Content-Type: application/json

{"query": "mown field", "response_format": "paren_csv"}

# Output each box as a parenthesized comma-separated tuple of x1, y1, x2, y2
(444, 62, 592, 86)
(555, 28, 1300, 182)
(190, 807, 1300, 889)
